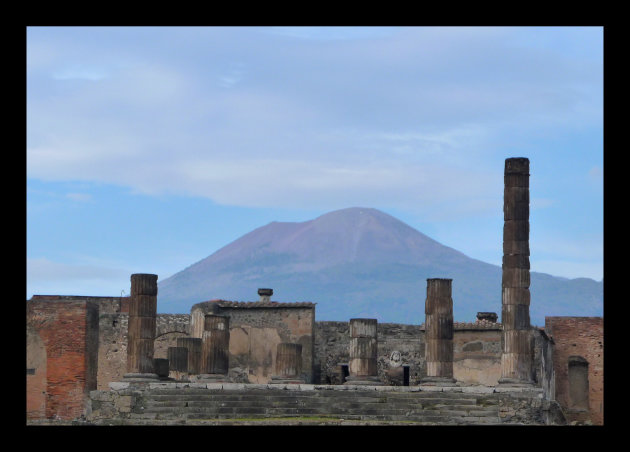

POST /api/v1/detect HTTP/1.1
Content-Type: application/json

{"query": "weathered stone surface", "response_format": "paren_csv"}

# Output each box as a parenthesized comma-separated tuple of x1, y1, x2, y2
(347, 319, 379, 382)
(502, 267, 531, 288)
(501, 304, 531, 330)
(425, 314, 454, 340)
(128, 295, 157, 317)
(126, 339, 156, 374)
(201, 315, 230, 375)
(274, 343, 302, 378)
(502, 254, 530, 269)
(176, 337, 202, 374)
(501, 287, 531, 306)
(503, 201, 529, 220)
(501, 157, 532, 385)
(349, 318, 377, 337)
(503, 220, 530, 242)
(504, 173, 529, 188)
(130, 274, 158, 296)
(425, 279, 455, 380)
(167, 347, 188, 372)
(502, 240, 530, 256)
(127, 316, 157, 340)
(504, 157, 529, 174)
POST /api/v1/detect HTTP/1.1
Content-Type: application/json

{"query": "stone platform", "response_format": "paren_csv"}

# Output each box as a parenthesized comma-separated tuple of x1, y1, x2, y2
(85, 382, 566, 425)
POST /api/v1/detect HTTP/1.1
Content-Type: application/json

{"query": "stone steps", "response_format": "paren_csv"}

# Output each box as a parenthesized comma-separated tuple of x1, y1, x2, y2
(130, 388, 500, 423)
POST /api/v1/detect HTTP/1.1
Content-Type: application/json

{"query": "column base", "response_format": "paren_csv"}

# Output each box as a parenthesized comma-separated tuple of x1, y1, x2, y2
(122, 373, 160, 381)
(196, 373, 230, 383)
(497, 377, 535, 387)
(344, 376, 384, 386)
(420, 376, 457, 386)
(271, 376, 305, 384)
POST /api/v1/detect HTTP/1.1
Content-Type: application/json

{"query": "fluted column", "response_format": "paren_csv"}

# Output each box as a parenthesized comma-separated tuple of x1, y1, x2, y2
(271, 343, 305, 384)
(199, 315, 230, 381)
(500, 157, 534, 385)
(168, 347, 188, 372)
(124, 273, 159, 380)
(345, 318, 383, 385)
(422, 278, 456, 385)
(176, 337, 202, 375)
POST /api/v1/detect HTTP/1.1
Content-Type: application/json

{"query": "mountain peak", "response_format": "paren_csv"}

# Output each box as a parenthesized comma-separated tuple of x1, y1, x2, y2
(157, 207, 603, 325)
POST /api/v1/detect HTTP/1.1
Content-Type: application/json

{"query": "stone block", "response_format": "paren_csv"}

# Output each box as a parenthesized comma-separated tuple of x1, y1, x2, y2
(109, 382, 130, 391)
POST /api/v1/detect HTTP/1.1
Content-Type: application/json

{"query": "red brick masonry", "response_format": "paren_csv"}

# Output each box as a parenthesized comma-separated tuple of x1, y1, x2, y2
(27, 298, 98, 420)
(545, 316, 603, 425)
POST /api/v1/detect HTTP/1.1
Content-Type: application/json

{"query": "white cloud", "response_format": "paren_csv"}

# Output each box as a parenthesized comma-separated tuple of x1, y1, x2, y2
(26, 27, 602, 220)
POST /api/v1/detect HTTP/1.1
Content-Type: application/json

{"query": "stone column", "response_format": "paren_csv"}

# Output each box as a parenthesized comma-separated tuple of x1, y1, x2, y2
(199, 314, 230, 382)
(176, 337, 202, 375)
(168, 346, 189, 381)
(271, 343, 304, 384)
(500, 157, 534, 385)
(345, 318, 383, 385)
(422, 278, 456, 385)
(124, 273, 159, 380)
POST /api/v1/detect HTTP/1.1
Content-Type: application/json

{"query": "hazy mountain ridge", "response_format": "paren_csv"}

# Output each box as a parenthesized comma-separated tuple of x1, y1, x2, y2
(158, 207, 603, 326)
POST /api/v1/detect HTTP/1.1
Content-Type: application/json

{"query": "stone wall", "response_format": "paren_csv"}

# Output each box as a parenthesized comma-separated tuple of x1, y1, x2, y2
(545, 316, 603, 425)
(26, 296, 99, 420)
(314, 320, 505, 386)
(153, 315, 191, 360)
(208, 302, 316, 383)
(95, 297, 129, 390)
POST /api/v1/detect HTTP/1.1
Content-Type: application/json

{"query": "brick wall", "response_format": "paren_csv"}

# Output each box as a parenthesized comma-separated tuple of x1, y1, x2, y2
(26, 297, 99, 420)
(545, 317, 603, 425)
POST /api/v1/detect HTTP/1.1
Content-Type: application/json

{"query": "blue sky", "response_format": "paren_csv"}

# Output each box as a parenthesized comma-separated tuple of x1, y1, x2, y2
(26, 26, 603, 300)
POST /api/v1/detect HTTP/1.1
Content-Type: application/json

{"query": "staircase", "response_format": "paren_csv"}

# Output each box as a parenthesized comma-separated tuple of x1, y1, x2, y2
(123, 386, 502, 425)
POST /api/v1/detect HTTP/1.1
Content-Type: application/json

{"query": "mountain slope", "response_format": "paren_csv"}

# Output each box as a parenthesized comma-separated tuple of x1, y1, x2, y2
(157, 207, 603, 326)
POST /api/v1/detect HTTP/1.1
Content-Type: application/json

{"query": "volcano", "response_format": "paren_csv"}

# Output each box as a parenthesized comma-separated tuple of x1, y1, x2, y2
(157, 207, 603, 326)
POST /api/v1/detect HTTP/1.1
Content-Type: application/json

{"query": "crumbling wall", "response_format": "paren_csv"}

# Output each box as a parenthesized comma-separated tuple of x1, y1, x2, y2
(95, 297, 129, 390)
(314, 321, 504, 386)
(453, 328, 502, 386)
(545, 316, 603, 425)
(26, 297, 99, 420)
(214, 305, 315, 383)
(153, 314, 191, 359)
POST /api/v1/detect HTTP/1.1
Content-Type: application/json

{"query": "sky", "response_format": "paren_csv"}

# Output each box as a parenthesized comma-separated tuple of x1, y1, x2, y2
(26, 26, 603, 300)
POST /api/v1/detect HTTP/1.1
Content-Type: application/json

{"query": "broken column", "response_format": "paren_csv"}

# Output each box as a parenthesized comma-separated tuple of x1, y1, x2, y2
(168, 346, 188, 380)
(199, 314, 230, 382)
(422, 278, 456, 385)
(124, 273, 159, 380)
(176, 337, 202, 375)
(271, 343, 305, 384)
(500, 157, 534, 385)
(345, 318, 383, 385)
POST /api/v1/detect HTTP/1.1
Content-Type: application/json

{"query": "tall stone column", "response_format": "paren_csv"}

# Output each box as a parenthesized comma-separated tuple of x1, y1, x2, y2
(500, 157, 534, 385)
(422, 278, 456, 385)
(199, 314, 230, 382)
(345, 318, 383, 385)
(271, 343, 305, 384)
(124, 273, 159, 380)
(177, 337, 202, 375)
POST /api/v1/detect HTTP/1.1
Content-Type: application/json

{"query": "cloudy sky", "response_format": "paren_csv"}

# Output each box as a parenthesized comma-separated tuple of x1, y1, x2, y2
(26, 26, 603, 300)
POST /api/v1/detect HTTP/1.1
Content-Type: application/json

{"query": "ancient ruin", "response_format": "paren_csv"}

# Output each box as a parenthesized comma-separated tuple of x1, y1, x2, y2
(26, 157, 603, 425)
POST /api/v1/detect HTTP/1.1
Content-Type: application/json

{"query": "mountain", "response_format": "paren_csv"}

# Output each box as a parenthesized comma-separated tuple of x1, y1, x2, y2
(157, 207, 603, 326)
